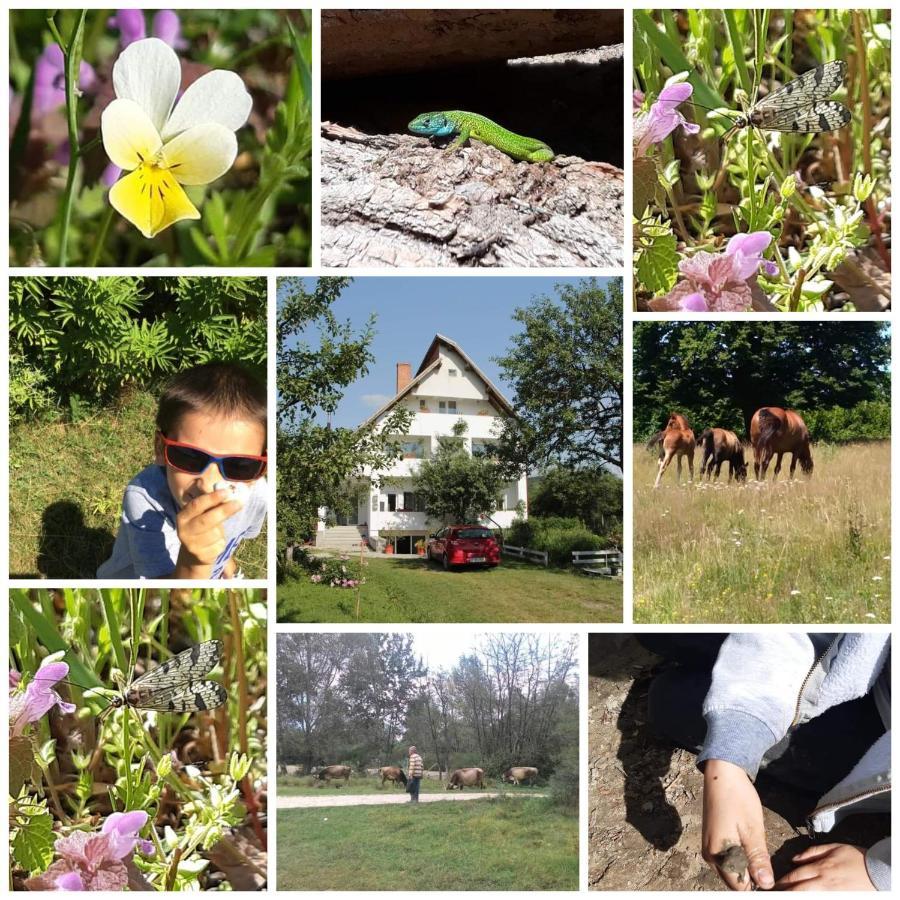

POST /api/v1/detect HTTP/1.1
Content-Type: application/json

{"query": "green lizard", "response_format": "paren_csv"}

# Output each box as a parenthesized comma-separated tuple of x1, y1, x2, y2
(408, 110, 555, 163)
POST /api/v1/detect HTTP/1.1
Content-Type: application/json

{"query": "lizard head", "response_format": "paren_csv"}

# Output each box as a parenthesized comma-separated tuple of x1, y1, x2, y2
(408, 112, 456, 137)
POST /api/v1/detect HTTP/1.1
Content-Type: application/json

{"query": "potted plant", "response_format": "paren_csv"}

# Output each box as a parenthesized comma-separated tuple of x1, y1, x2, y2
(414, 538, 426, 556)
(383, 534, 395, 554)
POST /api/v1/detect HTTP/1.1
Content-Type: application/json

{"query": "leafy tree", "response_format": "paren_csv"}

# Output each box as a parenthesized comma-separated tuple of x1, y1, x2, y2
(414, 420, 506, 524)
(529, 466, 622, 537)
(633, 322, 891, 440)
(277, 277, 412, 545)
(494, 278, 622, 472)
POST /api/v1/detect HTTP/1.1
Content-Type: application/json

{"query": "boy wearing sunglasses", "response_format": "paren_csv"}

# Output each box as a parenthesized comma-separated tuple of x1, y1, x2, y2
(97, 363, 268, 579)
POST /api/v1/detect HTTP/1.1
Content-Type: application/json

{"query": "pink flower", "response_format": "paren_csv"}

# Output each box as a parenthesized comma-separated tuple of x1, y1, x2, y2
(634, 80, 700, 157)
(649, 231, 776, 312)
(24, 811, 150, 891)
(633, 89, 645, 110)
(9, 660, 76, 737)
(33, 44, 96, 115)
(109, 9, 187, 49)
(10, 669, 21, 689)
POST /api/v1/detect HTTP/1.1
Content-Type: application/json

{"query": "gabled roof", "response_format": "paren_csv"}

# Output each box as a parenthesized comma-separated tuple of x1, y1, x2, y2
(361, 334, 516, 428)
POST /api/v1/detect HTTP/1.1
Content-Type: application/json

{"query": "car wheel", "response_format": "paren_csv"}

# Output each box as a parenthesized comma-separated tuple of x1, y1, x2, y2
(442, 553, 450, 571)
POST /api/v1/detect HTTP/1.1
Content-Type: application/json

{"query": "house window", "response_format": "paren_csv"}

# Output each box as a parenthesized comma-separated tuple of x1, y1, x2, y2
(401, 440, 423, 458)
(404, 492, 425, 512)
(387, 493, 397, 512)
(438, 400, 457, 414)
(438, 400, 446, 414)
(448, 400, 457, 413)
(371, 495, 378, 512)
(419, 399, 426, 409)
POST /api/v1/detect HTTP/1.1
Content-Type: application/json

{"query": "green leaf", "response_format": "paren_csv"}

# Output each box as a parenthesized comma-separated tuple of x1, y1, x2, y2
(12, 803, 55, 875)
(636, 231, 679, 295)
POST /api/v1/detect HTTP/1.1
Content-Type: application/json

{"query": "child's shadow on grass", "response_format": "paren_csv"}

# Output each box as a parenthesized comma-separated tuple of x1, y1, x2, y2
(25, 501, 115, 579)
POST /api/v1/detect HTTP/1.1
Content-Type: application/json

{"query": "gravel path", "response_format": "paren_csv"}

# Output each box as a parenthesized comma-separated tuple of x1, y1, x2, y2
(279, 791, 547, 809)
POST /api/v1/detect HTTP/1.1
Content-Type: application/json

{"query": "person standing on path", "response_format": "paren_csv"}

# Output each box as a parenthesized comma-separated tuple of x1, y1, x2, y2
(406, 745, 424, 803)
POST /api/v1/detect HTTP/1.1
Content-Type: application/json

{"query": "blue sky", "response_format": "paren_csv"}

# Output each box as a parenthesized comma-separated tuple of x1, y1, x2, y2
(279, 276, 613, 428)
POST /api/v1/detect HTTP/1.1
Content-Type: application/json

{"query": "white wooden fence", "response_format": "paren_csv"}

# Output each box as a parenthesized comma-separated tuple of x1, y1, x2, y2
(502, 544, 549, 566)
(573, 549, 622, 577)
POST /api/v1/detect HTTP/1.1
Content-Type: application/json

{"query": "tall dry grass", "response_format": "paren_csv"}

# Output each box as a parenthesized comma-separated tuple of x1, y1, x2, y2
(633, 442, 890, 623)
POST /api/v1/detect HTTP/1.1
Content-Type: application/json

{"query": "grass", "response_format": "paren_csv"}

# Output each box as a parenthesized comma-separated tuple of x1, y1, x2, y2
(634, 442, 891, 623)
(277, 556, 622, 623)
(9, 390, 267, 578)
(276, 774, 542, 796)
(276, 797, 578, 890)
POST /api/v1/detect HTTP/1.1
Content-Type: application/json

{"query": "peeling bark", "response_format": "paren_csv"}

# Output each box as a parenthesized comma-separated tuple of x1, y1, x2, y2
(321, 123, 624, 268)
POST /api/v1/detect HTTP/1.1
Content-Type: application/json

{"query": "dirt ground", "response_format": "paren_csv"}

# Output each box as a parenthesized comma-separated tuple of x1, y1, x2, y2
(278, 791, 547, 809)
(588, 635, 887, 891)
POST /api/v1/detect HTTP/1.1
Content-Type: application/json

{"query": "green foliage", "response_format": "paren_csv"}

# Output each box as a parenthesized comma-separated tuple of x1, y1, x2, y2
(494, 278, 623, 472)
(286, 551, 365, 589)
(10, 800, 55, 875)
(9, 354, 56, 424)
(633, 321, 891, 440)
(277, 277, 413, 545)
(414, 423, 506, 524)
(507, 516, 606, 567)
(530, 466, 623, 540)
(798, 401, 891, 442)
(632, 9, 891, 310)
(10, 276, 267, 416)
(546, 766, 579, 815)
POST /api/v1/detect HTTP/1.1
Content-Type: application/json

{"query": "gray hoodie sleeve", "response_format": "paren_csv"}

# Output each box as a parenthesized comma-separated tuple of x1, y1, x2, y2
(696, 634, 817, 778)
(866, 837, 890, 890)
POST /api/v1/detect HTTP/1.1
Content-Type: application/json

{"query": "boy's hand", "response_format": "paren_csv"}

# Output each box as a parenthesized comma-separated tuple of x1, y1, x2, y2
(173, 489, 243, 578)
(775, 844, 876, 891)
(702, 759, 774, 891)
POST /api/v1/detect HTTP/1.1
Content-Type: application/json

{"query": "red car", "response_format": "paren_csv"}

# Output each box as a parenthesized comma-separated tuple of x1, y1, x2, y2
(427, 525, 501, 571)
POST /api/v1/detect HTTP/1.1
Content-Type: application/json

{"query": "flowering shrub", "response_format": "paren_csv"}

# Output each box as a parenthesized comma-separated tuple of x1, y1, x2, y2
(307, 554, 365, 589)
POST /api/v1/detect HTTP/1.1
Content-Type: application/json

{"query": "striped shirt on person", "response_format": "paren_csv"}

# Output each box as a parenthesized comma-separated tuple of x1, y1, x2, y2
(407, 753, 424, 778)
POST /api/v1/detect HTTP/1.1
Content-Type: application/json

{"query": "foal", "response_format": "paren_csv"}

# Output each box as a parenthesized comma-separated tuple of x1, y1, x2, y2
(653, 413, 696, 488)
(698, 428, 748, 482)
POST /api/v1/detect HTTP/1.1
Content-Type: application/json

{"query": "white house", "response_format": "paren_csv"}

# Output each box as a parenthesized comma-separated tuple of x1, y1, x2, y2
(317, 334, 528, 553)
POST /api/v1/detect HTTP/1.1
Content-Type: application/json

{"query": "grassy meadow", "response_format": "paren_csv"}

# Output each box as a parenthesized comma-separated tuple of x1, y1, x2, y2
(9, 390, 267, 578)
(277, 797, 578, 890)
(634, 442, 890, 623)
(278, 557, 621, 623)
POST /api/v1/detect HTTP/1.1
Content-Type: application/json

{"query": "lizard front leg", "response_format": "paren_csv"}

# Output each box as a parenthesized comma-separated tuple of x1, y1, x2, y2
(446, 126, 471, 152)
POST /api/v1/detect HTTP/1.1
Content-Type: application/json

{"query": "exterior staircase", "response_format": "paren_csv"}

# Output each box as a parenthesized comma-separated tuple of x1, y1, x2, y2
(314, 525, 369, 552)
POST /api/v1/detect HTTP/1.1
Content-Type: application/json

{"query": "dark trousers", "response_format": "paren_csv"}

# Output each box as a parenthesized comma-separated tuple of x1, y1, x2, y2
(638, 635, 884, 796)
(407, 777, 421, 802)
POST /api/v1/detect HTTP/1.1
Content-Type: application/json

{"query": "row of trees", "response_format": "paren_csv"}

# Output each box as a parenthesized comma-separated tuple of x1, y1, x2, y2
(276, 277, 623, 546)
(276, 633, 579, 777)
(633, 322, 891, 441)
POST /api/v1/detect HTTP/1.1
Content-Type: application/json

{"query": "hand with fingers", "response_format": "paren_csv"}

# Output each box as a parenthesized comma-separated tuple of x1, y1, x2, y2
(775, 844, 876, 891)
(173, 488, 245, 578)
(702, 759, 775, 891)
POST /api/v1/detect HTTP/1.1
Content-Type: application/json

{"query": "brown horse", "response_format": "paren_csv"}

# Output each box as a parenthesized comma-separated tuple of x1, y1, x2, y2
(749, 407, 813, 480)
(652, 413, 696, 488)
(698, 428, 748, 482)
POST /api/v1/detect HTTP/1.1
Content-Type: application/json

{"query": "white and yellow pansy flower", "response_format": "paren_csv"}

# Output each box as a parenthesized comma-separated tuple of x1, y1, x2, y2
(101, 37, 252, 238)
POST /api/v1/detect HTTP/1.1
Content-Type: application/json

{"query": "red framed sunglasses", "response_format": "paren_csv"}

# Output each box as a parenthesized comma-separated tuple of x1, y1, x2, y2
(158, 432, 267, 482)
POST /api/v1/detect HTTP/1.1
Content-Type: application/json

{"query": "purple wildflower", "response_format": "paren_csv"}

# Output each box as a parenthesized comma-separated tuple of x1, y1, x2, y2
(649, 231, 776, 312)
(9, 659, 76, 737)
(634, 79, 700, 157)
(33, 44, 96, 115)
(109, 9, 187, 49)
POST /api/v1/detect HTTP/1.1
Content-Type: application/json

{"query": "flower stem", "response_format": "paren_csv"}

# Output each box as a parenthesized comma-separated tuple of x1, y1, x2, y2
(55, 10, 87, 267)
(88, 205, 116, 267)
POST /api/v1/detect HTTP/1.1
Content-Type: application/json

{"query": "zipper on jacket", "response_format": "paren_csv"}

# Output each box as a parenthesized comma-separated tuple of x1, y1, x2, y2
(805, 783, 892, 837)
(791, 636, 840, 728)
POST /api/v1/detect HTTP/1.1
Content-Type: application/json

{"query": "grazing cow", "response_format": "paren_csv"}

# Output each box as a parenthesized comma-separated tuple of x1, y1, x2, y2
(379, 766, 408, 788)
(698, 428, 748, 482)
(446, 767, 485, 791)
(750, 407, 814, 480)
(653, 413, 696, 488)
(502, 766, 539, 786)
(315, 765, 351, 784)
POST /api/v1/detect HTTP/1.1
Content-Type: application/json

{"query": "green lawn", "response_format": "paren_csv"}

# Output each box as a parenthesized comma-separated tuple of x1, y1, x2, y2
(277, 557, 621, 623)
(277, 798, 578, 890)
(9, 390, 267, 578)
(277, 774, 541, 796)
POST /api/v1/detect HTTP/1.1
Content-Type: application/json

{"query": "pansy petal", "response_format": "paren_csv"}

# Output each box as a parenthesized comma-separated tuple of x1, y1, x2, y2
(161, 123, 237, 185)
(161, 70, 252, 140)
(101, 99, 163, 171)
(109, 166, 200, 238)
(112, 38, 181, 133)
